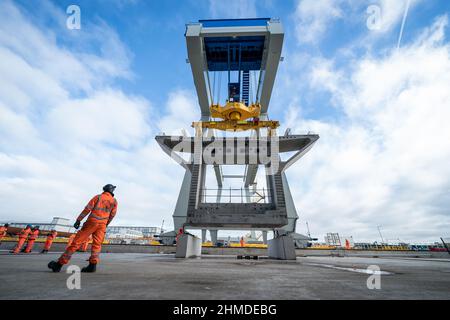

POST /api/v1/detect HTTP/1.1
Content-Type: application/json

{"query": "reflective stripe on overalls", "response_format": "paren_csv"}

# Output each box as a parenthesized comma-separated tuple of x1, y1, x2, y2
(90, 194, 114, 221)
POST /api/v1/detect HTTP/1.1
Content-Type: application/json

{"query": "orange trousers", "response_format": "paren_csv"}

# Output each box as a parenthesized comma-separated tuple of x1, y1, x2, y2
(81, 240, 89, 252)
(13, 237, 27, 254)
(44, 239, 54, 251)
(58, 221, 106, 265)
(24, 239, 36, 253)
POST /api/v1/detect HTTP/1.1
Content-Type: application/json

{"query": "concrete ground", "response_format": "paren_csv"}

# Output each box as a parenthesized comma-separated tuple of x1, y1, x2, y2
(0, 250, 449, 299)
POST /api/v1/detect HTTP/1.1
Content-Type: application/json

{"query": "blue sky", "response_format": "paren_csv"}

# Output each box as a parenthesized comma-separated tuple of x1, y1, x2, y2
(10, 0, 449, 121)
(1, 0, 450, 243)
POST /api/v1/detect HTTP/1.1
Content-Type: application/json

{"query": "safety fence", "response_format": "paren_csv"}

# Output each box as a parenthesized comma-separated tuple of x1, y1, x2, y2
(200, 187, 271, 204)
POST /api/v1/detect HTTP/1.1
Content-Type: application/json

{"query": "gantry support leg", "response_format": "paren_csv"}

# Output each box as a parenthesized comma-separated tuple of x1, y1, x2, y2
(268, 233, 296, 260)
(210, 230, 218, 246)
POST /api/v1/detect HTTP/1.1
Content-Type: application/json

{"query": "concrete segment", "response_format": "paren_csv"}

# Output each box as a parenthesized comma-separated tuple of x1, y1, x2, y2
(268, 235, 296, 260)
(175, 234, 202, 258)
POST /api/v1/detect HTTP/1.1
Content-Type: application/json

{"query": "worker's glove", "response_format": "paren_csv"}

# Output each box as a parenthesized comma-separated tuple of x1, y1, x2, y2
(74, 221, 80, 229)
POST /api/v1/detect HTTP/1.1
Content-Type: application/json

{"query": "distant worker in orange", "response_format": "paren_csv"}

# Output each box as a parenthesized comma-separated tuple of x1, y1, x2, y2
(23, 226, 40, 253)
(176, 227, 184, 244)
(80, 235, 92, 252)
(42, 230, 58, 253)
(66, 234, 76, 249)
(48, 184, 118, 273)
(0, 223, 9, 244)
(240, 236, 245, 247)
(11, 225, 32, 254)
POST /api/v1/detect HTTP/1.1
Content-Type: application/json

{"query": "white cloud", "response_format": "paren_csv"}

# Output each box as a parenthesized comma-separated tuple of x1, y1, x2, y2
(0, 1, 183, 229)
(158, 90, 199, 135)
(293, 0, 421, 45)
(1, 0, 449, 244)
(294, 0, 343, 44)
(283, 15, 450, 242)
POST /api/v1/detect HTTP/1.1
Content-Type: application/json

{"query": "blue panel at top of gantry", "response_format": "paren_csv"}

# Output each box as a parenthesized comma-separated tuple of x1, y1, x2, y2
(203, 36, 265, 71)
(199, 19, 270, 72)
(199, 18, 271, 28)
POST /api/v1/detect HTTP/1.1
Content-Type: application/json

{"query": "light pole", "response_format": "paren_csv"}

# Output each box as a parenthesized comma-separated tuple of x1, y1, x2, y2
(377, 225, 385, 244)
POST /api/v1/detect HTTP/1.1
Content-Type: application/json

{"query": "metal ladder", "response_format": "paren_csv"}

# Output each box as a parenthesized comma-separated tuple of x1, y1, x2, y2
(242, 70, 250, 106)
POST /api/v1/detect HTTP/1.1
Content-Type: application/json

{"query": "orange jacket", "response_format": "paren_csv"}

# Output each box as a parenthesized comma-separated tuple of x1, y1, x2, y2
(18, 228, 31, 239)
(28, 229, 39, 241)
(47, 231, 58, 241)
(0, 226, 7, 237)
(77, 192, 118, 225)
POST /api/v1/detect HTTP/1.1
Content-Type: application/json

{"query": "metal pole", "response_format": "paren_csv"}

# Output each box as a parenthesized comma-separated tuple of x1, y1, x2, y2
(377, 225, 385, 244)
(306, 221, 311, 238)
(240, 187, 242, 203)
(227, 44, 230, 99)
(441, 237, 450, 256)
(263, 187, 265, 203)
(238, 44, 241, 101)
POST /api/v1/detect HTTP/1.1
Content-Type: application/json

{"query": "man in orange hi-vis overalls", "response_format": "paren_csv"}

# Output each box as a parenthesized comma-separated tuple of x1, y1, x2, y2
(11, 225, 32, 254)
(24, 226, 40, 253)
(48, 184, 117, 273)
(42, 230, 58, 253)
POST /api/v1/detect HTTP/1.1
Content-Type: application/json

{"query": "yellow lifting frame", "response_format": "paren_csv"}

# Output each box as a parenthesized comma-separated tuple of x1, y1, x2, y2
(192, 101, 280, 132)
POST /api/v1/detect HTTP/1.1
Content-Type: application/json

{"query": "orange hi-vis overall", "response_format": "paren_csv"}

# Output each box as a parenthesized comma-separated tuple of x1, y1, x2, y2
(44, 231, 58, 251)
(0, 226, 7, 242)
(66, 234, 75, 249)
(81, 235, 92, 252)
(13, 228, 31, 253)
(58, 192, 118, 265)
(24, 229, 40, 253)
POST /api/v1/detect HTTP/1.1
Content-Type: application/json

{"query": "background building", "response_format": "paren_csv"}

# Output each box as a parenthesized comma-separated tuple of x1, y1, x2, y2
(3, 217, 76, 234)
(1, 217, 162, 238)
(106, 226, 162, 238)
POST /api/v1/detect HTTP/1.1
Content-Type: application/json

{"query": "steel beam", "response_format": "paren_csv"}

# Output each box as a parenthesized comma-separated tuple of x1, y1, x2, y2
(213, 164, 223, 187)
(259, 21, 284, 114)
(186, 24, 211, 117)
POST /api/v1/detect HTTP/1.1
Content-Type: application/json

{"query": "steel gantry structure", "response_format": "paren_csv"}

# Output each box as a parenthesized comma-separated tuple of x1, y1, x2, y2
(156, 18, 319, 259)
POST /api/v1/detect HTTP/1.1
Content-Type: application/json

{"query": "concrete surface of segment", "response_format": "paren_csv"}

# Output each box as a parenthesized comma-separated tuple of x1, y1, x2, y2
(0, 251, 449, 300)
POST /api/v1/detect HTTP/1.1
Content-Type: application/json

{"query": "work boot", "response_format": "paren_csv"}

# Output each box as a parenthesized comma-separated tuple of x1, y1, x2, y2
(81, 263, 97, 273)
(41, 249, 48, 254)
(48, 260, 63, 272)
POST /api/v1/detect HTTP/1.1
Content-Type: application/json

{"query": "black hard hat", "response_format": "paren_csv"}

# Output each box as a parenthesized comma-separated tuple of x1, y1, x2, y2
(4, 223, 9, 227)
(26, 224, 32, 229)
(103, 184, 116, 194)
